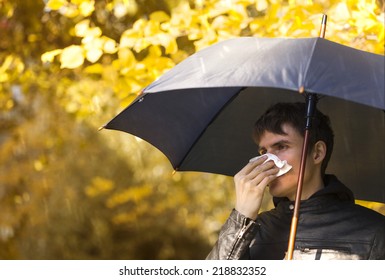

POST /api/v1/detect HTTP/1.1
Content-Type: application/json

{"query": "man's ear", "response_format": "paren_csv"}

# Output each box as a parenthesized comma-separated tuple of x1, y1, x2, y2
(312, 141, 326, 164)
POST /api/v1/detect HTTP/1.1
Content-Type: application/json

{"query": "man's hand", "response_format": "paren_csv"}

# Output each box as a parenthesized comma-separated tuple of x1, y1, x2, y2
(234, 155, 279, 220)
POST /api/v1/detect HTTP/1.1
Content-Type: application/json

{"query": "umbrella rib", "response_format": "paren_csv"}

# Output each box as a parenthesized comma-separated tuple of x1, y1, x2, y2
(174, 87, 245, 172)
(301, 38, 321, 92)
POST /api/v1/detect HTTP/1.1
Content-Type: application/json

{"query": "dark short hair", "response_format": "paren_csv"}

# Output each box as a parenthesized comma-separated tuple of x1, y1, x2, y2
(253, 102, 334, 176)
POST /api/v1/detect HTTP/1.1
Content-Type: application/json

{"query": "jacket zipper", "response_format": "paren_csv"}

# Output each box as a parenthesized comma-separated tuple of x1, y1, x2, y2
(297, 245, 351, 253)
(227, 217, 254, 259)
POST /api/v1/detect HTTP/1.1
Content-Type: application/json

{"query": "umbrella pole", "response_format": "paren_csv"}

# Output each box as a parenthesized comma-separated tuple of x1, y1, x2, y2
(286, 93, 318, 259)
(286, 14, 327, 260)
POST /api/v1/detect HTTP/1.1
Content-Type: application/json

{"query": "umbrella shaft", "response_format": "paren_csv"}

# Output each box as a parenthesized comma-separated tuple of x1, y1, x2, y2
(286, 16, 323, 258)
(287, 13, 327, 260)
(287, 216, 298, 259)
(305, 94, 318, 129)
(287, 116, 313, 259)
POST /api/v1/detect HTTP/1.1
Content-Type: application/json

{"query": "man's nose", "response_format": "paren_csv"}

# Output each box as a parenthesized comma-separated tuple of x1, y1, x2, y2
(266, 149, 277, 156)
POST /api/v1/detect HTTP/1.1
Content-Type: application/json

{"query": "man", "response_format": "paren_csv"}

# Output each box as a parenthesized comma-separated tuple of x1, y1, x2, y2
(206, 102, 385, 260)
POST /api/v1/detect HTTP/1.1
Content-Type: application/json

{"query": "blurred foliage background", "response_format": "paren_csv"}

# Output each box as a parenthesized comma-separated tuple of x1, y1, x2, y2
(0, 0, 384, 259)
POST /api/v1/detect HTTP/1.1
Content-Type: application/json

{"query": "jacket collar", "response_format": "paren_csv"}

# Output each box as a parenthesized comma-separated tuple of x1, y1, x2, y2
(273, 174, 355, 209)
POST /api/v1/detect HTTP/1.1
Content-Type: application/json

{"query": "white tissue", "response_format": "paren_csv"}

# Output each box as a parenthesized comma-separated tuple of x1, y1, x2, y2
(249, 153, 292, 177)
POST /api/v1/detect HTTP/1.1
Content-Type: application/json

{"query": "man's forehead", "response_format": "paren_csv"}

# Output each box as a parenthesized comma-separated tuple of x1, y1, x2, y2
(258, 133, 290, 147)
(258, 124, 303, 147)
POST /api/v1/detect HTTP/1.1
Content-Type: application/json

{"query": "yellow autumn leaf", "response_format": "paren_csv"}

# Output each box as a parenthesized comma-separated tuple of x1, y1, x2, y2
(121, 78, 142, 96)
(120, 29, 139, 48)
(84, 36, 104, 49)
(118, 89, 140, 107)
(60, 45, 84, 69)
(256, 0, 268, 11)
(79, 0, 95, 17)
(0, 73, 8, 83)
(60, 4, 79, 18)
(150, 11, 170, 22)
(0, 55, 15, 72)
(144, 20, 161, 37)
(132, 18, 148, 32)
(356, 200, 385, 213)
(82, 37, 104, 62)
(84, 63, 104, 74)
(165, 37, 178, 54)
(171, 50, 189, 64)
(103, 37, 118, 54)
(153, 33, 178, 54)
(74, 19, 90, 37)
(41, 49, 63, 63)
(86, 26, 102, 38)
(70, 0, 84, 5)
(85, 47, 103, 63)
(377, 24, 384, 44)
(133, 38, 151, 53)
(330, 2, 351, 22)
(169, 1, 193, 33)
(0, 55, 25, 78)
(46, 0, 68, 10)
(118, 48, 136, 68)
(147, 45, 162, 57)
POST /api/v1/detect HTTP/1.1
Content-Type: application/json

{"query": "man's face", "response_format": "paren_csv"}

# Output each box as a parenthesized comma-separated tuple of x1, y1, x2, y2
(258, 123, 317, 200)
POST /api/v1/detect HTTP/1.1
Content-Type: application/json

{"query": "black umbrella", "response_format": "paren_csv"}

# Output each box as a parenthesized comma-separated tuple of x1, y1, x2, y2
(103, 36, 384, 197)
(101, 19, 384, 259)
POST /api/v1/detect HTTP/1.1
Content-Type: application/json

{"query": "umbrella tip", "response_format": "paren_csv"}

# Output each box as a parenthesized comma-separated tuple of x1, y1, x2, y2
(98, 125, 105, 131)
(299, 86, 305, 94)
(319, 14, 327, 38)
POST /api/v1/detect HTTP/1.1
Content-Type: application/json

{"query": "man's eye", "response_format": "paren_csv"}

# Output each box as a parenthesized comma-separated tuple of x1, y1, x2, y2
(278, 145, 287, 150)
(259, 149, 267, 155)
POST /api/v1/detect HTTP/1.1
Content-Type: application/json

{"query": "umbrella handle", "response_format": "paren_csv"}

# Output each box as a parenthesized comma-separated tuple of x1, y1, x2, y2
(286, 14, 327, 260)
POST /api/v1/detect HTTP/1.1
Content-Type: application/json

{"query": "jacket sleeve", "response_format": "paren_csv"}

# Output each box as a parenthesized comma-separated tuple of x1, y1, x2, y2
(206, 209, 260, 260)
(369, 221, 385, 259)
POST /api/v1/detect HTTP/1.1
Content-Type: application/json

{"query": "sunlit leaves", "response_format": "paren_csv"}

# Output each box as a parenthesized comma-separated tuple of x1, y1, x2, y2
(141, 45, 175, 81)
(46, 0, 68, 10)
(106, 185, 152, 208)
(117, 48, 136, 70)
(74, 20, 118, 62)
(57, 77, 117, 122)
(2, 0, 384, 260)
(41, 49, 63, 64)
(44, 21, 118, 67)
(41, 0, 384, 112)
(107, 0, 138, 18)
(0, 55, 25, 83)
(85, 177, 115, 197)
(46, 0, 95, 17)
(74, 19, 91, 37)
(356, 200, 385, 215)
(150, 11, 171, 22)
(0, 55, 25, 112)
(78, 0, 95, 17)
(103, 37, 118, 54)
(120, 15, 178, 54)
(60, 45, 84, 69)
(84, 39, 103, 63)
(255, 0, 268, 11)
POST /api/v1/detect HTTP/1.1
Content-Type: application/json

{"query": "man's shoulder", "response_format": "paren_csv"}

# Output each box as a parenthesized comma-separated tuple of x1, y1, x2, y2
(348, 203, 385, 224)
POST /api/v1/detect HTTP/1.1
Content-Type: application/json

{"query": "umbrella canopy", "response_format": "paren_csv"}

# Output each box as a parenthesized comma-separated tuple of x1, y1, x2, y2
(103, 37, 385, 204)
